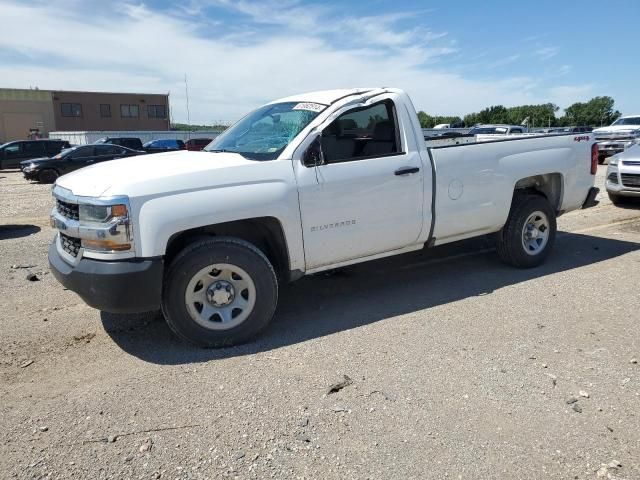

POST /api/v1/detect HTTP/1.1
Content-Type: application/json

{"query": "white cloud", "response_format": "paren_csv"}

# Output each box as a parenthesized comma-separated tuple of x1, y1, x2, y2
(534, 46, 560, 61)
(0, 1, 594, 122)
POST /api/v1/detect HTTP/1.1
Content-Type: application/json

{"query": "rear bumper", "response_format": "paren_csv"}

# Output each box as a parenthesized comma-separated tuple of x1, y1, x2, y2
(582, 187, 600, 209)
(48, 241, 163, 313)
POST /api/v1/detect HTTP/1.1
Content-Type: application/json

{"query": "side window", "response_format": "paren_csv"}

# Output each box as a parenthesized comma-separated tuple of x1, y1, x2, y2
(69, 147, 95, 159)
(120, 104, 139, 118)
(320, 100, 400, 163)
(4, 143, 22, 156)
(510, 128, 523, 134)
(45, 142, 62, 154)
(23, 142, 45, 155)
(95, 145, 120, 155)
(61, 103, 82, 117)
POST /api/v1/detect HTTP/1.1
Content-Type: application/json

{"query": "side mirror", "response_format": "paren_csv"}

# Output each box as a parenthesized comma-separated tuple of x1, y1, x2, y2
(302, 137, 325, 167)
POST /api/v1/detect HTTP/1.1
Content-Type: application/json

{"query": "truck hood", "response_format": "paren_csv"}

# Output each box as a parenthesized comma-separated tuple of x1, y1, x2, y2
(593, 125, 640, 134)
(56, 151, 267, 197)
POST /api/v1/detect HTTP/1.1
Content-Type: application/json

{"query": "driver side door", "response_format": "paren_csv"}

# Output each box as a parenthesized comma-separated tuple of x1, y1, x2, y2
(294, 98, 425, 270)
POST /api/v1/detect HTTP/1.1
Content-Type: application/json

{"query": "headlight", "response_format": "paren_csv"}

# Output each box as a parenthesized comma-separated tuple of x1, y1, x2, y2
(609, 157, 619, 166)
(79, 204, 128, 223)
(78, 201, 133, 252)
(23, 164, 36, 172)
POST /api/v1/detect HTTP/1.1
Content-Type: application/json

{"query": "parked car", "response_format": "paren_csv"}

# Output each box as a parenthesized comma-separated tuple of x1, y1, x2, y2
(185, 138, 213, 151)
(94, 137, 144, 150)
(468, 124, 528, 135)
(605, 144, 640, 204)
(48, 87, 599, 347)
(562, 126, 593, 133)
(592, 115, 640, 164)
(21, 144, 145, 183)
(143, 139, 186, 153)
(0, 139, 70, 170)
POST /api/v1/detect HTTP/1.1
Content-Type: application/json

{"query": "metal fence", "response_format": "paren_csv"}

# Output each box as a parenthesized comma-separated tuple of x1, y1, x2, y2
(47, 130, 222, 145)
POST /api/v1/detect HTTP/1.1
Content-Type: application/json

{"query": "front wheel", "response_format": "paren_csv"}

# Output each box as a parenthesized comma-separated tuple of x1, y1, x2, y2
(497, 194, 557, 268)
(162, 237, 278, 348)
(38, 169, 59, 184)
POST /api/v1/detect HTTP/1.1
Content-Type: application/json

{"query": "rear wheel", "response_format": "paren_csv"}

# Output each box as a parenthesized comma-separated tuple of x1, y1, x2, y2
(162, 237, 278, 348)
(497, 194, 557, 268)
(38, 169, 58, 184)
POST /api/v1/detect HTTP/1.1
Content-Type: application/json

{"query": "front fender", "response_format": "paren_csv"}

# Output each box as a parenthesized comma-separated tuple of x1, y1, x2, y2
(133, 180, 305, 271)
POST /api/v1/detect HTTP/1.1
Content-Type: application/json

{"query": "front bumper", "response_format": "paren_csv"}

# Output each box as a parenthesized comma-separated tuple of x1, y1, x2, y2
(605, 166, 640, 197)
(48, 240, 163, 313)
(22, 169, 38, 180)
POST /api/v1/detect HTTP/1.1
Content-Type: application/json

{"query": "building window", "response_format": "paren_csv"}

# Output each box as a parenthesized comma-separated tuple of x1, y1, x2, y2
(148, 105, 167, 118)
(61, 103, 82, 117)
(120, 104, 139, 118)
(100, 104, 111, 117)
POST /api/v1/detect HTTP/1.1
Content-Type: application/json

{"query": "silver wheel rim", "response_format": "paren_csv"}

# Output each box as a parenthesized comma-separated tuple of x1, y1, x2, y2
(521, 210, 550, 255)
(185, 263, 256, 330)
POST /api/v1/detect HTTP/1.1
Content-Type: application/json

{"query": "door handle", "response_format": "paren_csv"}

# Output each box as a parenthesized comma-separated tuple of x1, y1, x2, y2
(395, 167, 420, 176)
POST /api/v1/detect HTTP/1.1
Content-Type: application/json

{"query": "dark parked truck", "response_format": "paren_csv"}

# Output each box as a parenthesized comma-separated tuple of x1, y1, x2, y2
(0, 139, 70, 169)
(47, 88, 600, 347)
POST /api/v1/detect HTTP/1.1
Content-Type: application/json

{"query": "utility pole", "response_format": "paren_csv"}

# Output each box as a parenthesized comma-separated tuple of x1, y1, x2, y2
(184, 74, 191, 139)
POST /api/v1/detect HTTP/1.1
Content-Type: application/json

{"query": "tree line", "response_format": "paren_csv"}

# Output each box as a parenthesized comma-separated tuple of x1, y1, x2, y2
(417, 96, 621, 129)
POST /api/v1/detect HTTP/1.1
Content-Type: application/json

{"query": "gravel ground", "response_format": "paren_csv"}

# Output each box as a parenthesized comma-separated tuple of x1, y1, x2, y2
(1, 167, 639, 480)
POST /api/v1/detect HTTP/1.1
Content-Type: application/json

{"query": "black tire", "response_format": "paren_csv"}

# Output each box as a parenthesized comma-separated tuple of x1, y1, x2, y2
(162, 237, 278, 348)
(38, 169, 59, 184)
(497, 194, 557, 268)
(608, 192, 627, 205)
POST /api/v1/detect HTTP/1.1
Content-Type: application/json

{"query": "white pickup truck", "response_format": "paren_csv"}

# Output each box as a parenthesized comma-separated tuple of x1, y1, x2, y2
(48, 88, 599, 347)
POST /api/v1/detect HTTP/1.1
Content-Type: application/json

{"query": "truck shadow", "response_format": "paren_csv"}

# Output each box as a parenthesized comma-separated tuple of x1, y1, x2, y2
(101, 229, 640, 365)
(0, 224, 41, 240)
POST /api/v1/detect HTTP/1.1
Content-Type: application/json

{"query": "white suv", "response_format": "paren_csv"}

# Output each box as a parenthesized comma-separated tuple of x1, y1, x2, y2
(605, 144, 640, 204)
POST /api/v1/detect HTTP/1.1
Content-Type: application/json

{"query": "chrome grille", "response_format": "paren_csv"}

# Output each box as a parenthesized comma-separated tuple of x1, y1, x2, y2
(607, 173, 618, 184)
(60, 233, 81, 257)
(621, 174, 640, 188)
(56, 199, 79, 221)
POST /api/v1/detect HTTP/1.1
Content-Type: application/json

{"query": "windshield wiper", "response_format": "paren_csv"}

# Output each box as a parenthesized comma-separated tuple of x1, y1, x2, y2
(207, 149, 230, 153)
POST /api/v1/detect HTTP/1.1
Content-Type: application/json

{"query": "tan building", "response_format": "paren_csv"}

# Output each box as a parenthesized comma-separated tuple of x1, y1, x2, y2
(0, 88, 170, 143)
(0, 89, 55, 143)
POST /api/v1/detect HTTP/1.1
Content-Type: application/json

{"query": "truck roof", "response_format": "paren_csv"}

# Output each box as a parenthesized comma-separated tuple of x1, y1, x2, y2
(269, 88, 379, 106)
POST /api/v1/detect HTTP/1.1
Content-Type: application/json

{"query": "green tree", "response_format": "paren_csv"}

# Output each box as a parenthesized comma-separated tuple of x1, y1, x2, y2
(560, 96, 621, 127)
(417, 111, 463, 128)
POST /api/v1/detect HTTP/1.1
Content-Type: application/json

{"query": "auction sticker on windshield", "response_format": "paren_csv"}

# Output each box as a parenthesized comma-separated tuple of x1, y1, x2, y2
(292, 102, 326, 112)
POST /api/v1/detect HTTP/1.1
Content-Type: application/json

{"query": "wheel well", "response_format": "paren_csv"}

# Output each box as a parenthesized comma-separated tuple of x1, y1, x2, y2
(165, 217, 290, 280)
(513, 173, 563, 212)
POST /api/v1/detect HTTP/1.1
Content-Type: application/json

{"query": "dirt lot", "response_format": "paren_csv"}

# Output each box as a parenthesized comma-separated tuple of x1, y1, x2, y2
(1, 167, 639, 480)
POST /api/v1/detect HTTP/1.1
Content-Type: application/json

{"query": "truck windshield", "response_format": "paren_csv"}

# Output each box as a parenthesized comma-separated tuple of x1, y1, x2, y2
(205, 101, 326, 160)
(612, 117, 640, 126)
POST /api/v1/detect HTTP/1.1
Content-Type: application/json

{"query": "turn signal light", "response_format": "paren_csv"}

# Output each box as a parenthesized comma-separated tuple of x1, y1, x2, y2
(110, 204, 128, 217)
(81, 239, 131, 251)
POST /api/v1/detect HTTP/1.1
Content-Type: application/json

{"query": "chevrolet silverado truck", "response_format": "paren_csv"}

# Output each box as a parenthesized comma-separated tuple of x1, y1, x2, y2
(48, 88, 600, 347)
(593, 115, 640, 164)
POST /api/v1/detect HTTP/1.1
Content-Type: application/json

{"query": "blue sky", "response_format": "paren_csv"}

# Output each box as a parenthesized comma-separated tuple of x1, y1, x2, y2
(0, 0, 637, 124)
